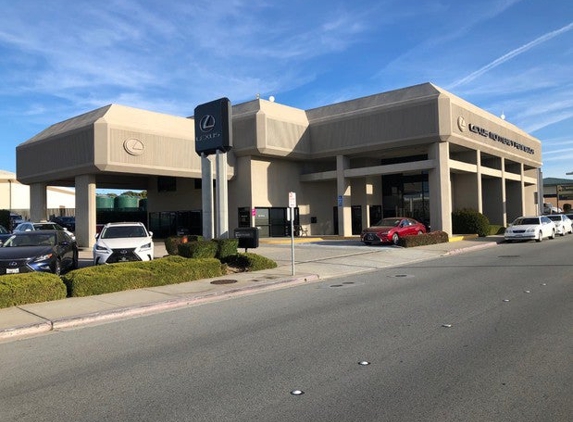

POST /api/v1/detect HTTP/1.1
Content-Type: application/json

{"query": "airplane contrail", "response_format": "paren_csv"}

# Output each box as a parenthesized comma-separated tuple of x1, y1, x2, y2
(450, 21, 573, 89)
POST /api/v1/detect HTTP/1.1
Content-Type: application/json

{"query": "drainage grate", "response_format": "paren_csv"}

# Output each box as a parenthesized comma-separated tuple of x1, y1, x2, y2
(388, 274, 414, 278)
(210, 279, 238, 285)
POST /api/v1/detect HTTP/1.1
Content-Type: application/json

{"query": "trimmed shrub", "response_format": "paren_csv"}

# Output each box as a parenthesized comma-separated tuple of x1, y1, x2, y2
(398, 231, 449, 247)
(0, 272, 67, 309)
(224, 253, 278, 272)
(63, 256, 224, 297)
(452, 209, 490, 237)
(214, 238, 239, 260)
(178, 240, 218, 259)
(164, 236, 182, 255)
(488, 225, 505, 235)
(165, 235, 205, 255)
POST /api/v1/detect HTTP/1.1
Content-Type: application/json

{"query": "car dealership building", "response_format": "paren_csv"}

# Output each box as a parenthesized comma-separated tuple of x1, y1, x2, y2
(16, 83, 542, 247)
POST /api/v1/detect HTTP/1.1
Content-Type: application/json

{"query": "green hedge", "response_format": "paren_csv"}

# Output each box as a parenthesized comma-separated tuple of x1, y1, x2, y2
(164, 235, 205, 255)
(63, 256, 224, 297)
(488, 225, 506, 235)
(452, 209, 490, 237)
(223, 253, 278, 271)
(0, 272, 67, 309)
(398, 231, 449, 247)
(214, 238, 239, 260)
(178, 240, 218, 259)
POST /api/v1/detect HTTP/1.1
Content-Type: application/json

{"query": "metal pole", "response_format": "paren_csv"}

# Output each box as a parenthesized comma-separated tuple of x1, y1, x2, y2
(290, 207, 295, 276)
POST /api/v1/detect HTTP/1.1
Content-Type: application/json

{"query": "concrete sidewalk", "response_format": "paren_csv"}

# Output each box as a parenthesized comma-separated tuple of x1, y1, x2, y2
(0, 235, 502, 342)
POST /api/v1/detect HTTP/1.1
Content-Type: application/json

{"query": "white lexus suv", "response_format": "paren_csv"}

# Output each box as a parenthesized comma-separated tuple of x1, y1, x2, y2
(93, 222, 154, 265)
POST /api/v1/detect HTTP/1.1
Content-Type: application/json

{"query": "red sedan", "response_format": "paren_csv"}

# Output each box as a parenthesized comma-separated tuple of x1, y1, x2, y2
(361, 217, 426, 245)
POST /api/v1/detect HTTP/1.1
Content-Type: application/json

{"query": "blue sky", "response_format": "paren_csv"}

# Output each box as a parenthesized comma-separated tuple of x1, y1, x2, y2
(1, 0, 572, 179)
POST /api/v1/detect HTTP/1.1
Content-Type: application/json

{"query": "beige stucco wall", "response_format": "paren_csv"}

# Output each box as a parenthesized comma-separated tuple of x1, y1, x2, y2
(449, 102, 541, 168)
(146, 177, 202, 213)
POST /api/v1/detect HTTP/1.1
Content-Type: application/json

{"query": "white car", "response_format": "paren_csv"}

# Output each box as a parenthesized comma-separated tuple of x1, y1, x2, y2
(504, 216, 556, 243)
(93, 222, 154, 265)
(545, 214, 573, 236)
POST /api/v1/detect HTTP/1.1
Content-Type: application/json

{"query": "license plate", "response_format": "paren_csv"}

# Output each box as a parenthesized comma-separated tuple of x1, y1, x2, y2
(6, 268, 19, 274)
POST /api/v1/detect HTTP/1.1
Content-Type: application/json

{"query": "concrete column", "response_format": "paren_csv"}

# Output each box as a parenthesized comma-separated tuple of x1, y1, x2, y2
(216, 150, 229, 239)
(75, 174, 96, 248)
(336, 155, 352, 236)
(501, 157, 507, 227)
(365, 176, 378, 228)
(201, 153, 214, 240)
(29, 183, 48, 222)
(476, 151, 483, 213)
(428, 142, 452, 235)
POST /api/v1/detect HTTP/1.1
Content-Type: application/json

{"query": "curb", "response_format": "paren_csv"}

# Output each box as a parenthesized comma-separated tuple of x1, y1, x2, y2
(445, 241, 499, 255)
(1, 274, 320, 340)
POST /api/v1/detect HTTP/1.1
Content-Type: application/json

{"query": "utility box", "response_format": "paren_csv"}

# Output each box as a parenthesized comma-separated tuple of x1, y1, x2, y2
(234, 227, 259, 250)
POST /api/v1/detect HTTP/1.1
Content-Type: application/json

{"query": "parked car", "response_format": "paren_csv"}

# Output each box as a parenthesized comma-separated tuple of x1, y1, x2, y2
(0, 230, 78, 276)
(50, 216, 76, 232)
(13, 221, 75, 241)
(93, 222, 154, 265)
(0, 225, 11, 246)
(361, 217, 427, 245)
(545, 214, 573, 236)
(9, 213, 24, 231)
(543, 203, 562, 214)
(504, 216, 556, 242)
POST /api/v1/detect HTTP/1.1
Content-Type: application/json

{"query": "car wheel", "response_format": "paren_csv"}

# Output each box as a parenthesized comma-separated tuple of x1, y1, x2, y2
(72, 251, 79, 269)
(536, 231, 542, 242)
(53, 259, 62, 276)
(550, 229, 555, 239)
(391, 233, 399, 245)
(417, 230, 423, 235)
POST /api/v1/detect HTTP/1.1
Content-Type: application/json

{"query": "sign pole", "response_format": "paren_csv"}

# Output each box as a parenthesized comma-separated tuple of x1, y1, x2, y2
(289, 192, 296, 276)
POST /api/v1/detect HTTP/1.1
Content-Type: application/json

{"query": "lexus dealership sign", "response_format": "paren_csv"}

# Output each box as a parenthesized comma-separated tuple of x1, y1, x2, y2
(194, 97, 232, 156)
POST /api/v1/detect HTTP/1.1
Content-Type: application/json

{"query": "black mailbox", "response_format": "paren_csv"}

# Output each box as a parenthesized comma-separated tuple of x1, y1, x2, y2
(234, 227, 259, 250)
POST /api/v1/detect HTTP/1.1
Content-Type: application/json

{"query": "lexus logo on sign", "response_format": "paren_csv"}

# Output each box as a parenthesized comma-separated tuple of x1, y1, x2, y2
(199, 115, 216, 132)
(194, 97, 232, 156)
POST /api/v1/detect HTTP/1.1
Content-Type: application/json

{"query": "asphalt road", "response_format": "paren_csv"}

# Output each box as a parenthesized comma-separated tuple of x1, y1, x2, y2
(0, 237, 571, 421)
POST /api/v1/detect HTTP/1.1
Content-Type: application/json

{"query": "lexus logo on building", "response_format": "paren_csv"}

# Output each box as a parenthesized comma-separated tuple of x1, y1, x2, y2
(199, 115, 216, 132)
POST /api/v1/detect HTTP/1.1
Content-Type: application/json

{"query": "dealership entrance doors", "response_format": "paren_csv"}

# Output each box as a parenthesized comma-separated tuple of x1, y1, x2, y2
(251, 207, 300, 237)
(382, 173, 430, 227)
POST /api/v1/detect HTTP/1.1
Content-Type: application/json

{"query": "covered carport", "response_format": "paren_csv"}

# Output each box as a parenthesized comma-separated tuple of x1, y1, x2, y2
(16, 104, 204, 248)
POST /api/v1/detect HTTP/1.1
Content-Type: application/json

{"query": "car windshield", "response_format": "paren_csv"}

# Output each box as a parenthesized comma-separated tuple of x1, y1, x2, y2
(34, 223, 62, 230)
(546, 216, 560, 221)
(374, 218, 402, 227)
(101, 226, 147, 239)
(4, 233, 56, 247)
(513, 217, 539, 225)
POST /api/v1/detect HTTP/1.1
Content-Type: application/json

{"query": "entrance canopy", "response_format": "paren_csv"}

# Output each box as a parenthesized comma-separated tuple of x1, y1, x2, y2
(16, 104, 220, 190)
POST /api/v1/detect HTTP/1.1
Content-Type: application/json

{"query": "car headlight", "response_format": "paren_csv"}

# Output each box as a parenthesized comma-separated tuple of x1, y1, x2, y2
(95, 244, 109, 251)
(140, 242, 152, 249)
(33, 253, 53, 262)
